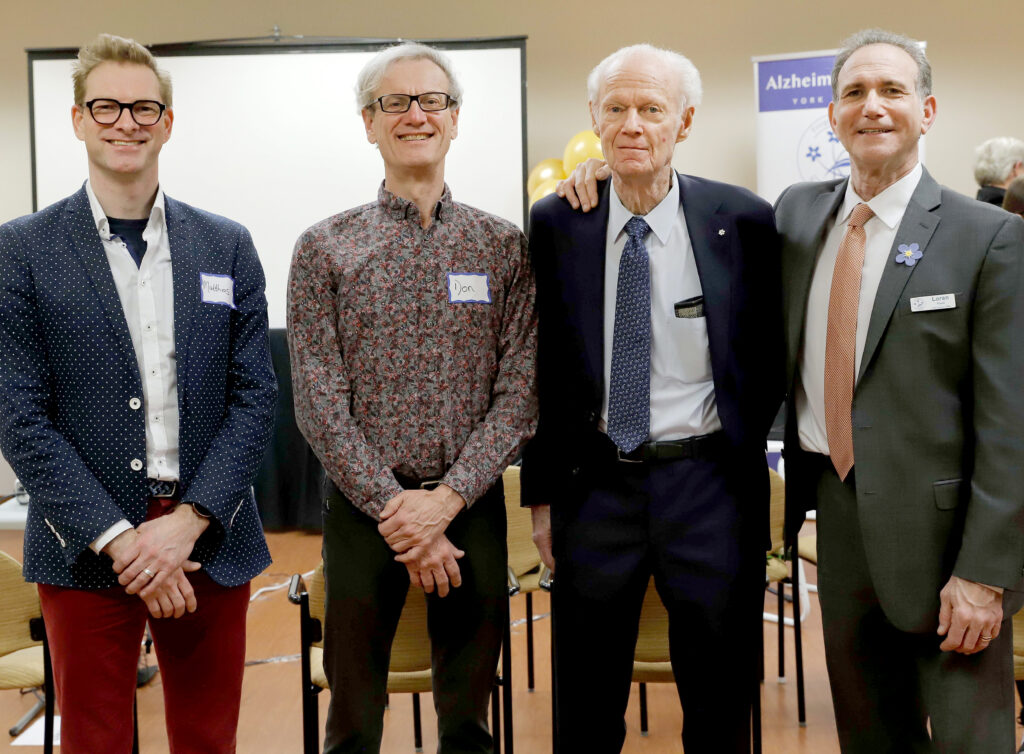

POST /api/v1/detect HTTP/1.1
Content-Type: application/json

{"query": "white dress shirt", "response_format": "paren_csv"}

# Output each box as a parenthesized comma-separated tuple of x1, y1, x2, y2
(85, 181, 180, 551)
(602, 174, 721, 440)
(796, 163, 923, 454)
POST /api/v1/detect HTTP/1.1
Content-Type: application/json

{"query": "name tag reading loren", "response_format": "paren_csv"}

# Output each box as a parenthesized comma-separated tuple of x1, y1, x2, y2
(910, 293, 955, 313)
(448, 272, 491, 304)
(200, 272, 236, 308)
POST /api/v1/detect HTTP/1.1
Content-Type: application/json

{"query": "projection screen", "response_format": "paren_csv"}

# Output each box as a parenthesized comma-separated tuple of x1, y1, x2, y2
(28, 37, 527, 328)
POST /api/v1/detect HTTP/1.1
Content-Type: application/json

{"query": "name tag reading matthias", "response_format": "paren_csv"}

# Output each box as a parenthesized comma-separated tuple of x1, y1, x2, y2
(200, 272, 236, 308)
(909, 293, 955, 313)
(447, 272, 491, 304)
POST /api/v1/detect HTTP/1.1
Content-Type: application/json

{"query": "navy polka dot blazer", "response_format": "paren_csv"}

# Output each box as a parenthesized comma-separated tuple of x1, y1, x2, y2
(0, 186, 277, 588)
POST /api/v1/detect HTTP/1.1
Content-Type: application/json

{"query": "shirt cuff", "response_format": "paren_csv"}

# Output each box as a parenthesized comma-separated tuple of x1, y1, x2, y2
(90, 519, 133, 554)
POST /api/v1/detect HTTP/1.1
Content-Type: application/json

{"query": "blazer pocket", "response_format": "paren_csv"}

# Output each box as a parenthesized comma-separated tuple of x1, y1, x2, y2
(932, 479, 962, 510)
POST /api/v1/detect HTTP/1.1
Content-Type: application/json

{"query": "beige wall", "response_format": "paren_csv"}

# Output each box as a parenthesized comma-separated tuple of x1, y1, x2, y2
(0, 0, 1021, 479)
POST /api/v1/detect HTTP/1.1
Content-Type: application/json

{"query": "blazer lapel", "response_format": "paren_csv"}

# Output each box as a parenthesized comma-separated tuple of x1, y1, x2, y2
(165, 196, 198, 401)
(782, 180, 845, 384)
(678, 174, 730, 382)
(64, 187, 138, 363)
(857, 170, 941, 383)
(567, 182, 611, 390)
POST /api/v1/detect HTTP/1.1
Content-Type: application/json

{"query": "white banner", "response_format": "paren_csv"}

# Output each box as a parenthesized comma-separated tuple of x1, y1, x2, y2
(753, 44, 926, 204)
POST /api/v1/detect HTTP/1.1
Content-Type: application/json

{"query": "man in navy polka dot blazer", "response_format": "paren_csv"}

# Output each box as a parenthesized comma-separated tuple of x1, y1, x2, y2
(0, 34, 276, 753)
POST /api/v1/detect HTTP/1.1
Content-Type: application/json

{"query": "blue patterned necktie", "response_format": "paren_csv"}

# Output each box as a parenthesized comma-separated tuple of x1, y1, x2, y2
(608, 216, 651, 453)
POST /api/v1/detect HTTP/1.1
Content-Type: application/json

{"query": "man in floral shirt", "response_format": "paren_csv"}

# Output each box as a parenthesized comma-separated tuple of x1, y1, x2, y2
(287, 42, 536, 754)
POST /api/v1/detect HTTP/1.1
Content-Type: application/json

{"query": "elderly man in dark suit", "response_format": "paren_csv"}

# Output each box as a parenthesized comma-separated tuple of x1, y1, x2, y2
(522, 43, 783, 753)
(777, 29, 1024, 752)
(0, 34, 276, 753)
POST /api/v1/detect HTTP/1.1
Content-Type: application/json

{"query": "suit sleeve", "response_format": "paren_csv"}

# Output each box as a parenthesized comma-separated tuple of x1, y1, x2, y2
(180, 226, 277, 527)
(287, 228, 405, 520)
(0, 222, 126, 562)
(953, 213, 1024, 588)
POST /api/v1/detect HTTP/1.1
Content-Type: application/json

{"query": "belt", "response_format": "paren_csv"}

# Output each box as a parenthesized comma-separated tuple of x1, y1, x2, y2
(146, 478, 179, 499)
(393, 473, 443, 491)
(615, 432, 726, 464)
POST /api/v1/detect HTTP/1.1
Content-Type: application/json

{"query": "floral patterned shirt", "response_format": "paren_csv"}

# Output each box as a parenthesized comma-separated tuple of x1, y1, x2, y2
(288, 183, 537, 520)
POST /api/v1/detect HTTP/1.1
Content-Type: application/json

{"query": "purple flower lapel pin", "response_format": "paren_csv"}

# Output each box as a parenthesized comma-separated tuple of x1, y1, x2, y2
(895, 242, 923, 267)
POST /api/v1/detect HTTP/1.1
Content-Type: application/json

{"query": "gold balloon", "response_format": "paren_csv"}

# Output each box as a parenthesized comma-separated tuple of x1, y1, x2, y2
(562, 130, 603, 175)
(527, 158, 566, 196)
(529, 177, 560, 208)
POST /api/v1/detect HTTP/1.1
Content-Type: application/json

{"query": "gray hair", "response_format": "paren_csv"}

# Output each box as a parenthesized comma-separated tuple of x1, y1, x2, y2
(974, 137, 1024, 186)
(355, 42, 463, 113)
(831, 29, 931, 101)
(587, 44, 703, 115)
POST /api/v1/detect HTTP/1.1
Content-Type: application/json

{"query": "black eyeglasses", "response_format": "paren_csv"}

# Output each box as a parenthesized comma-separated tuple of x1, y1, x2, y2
(373, 92, 456, 114)
(84, 99, 167, 126)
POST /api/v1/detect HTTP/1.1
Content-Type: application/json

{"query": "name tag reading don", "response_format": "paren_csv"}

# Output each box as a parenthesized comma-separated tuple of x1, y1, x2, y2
(910, 293, 955, 313)
(448, 272, 491, 304)
(200, 272, 235, 308)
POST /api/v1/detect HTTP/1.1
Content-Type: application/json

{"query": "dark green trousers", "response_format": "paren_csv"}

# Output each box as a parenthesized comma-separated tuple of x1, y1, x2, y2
(321, 480, 507, 754)
(814, 464, 1014, 754)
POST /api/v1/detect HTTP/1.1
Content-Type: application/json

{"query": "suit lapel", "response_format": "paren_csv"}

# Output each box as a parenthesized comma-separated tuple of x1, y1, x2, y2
(857, 171, 941, 383)
(783, 180, 846, 383)
(678, 174, 730, 382)
(568, 182, 611, 388)
(64, 187, 139, 363)
(166, 196, 198, 401)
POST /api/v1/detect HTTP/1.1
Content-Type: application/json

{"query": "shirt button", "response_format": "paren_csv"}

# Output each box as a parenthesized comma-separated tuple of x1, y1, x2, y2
(130, 459, 144, 471)
(129, 397, 142, 410)
(139, 280, 147, 287)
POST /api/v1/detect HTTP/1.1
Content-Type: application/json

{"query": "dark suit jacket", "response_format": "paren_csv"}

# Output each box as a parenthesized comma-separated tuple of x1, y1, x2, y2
(777, 168, 1024, 631)
(0, 186, 277, 588)
(521, 173, 784, 516)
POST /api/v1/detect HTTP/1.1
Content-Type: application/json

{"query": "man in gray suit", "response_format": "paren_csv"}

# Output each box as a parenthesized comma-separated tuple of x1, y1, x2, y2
(778, 29, 1024, 752)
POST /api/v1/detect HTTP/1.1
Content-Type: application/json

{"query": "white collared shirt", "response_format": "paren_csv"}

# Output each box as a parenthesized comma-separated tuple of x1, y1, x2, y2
(85, 181, 180, 551)
(796, 163, 923, 455)
(602, 174, 721, 440)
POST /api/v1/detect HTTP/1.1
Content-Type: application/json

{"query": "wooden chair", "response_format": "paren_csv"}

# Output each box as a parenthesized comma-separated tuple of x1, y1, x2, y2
(503, 465, 546, 692)
(1013, 610, 1024, 753)
(290, 563, 503, 753)
(0, 551, 53, 754)
(631, 577, 671, 737)
(763, 468, 806, 728)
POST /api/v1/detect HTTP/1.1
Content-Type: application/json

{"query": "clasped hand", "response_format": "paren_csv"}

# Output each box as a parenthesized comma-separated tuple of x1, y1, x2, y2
(378, 485, 466, 597)
(104, 505, 209, 619)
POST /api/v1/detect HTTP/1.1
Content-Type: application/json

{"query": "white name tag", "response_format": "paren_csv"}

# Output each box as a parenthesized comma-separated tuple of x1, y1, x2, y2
(910, 293, 955, 313)
(200, 273, 235, 308)
(447, 273, 491, 304)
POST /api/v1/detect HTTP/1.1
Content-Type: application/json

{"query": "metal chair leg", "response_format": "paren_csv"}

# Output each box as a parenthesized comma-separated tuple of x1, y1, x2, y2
(502, 601, 514, 754)
(525, 592, 535, 692)
(412, 693, 423, 753)
(639, 682, 649, 736)
(8, 690, 45, 736)
(777, 579, 786, 682)
(42, 630, 54, 754)
(791, 546, 806, 726)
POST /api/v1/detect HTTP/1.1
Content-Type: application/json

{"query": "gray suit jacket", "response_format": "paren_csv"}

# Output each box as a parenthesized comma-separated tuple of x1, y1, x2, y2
(777, 168, 1024, 632)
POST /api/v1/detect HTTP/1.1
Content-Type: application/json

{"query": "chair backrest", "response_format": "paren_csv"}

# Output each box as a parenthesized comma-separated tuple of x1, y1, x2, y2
(633, 577, 670, 664)
(1013, 610, 1024, 680)
(768, 468, 786, 555)
(305, 560, 430, 674)
(308, 563, 326, 650)
(0, 551, 43, 658)
(503, 465, 542, 579)
(389, 587, 432, 675)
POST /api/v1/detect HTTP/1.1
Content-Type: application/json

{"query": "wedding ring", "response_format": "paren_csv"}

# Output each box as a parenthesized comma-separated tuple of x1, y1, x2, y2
(980, 635, 992, 642)
(142, 568, 155, 578)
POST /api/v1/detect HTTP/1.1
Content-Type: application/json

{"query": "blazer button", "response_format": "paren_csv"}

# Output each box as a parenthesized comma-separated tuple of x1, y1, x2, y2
(129, 397, 142, 410)
(130, 458, 144, 471)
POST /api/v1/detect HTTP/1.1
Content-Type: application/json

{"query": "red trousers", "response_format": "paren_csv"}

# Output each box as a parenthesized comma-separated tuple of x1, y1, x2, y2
(37, 503, 250, 753)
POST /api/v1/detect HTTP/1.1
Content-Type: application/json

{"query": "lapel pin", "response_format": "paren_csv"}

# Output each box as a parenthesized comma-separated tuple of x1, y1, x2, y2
(895, 242, 923, 267)
(718, 229, 726, 236)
